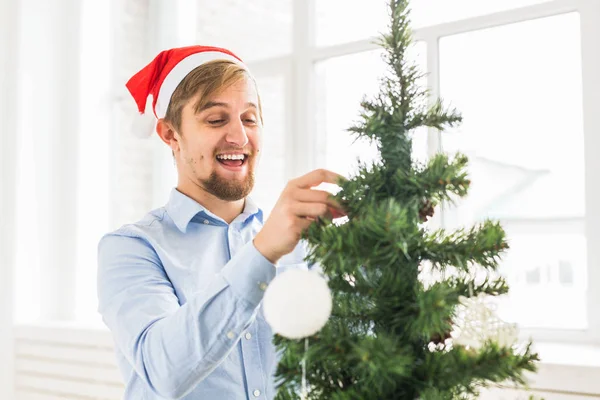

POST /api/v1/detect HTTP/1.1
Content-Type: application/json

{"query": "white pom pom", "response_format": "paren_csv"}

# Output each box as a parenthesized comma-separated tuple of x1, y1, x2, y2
(130, 95, 156, 138)
(263, 269, 332, 339)
(131, 111, 156, 138)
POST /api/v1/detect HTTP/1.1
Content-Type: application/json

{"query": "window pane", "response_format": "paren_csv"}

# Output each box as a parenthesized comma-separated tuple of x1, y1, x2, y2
(196, 0, 292, 62)
(411, 0, 551, 28)
(439, 13, 585, 329)
(315, 0, 553, 45)
(315, 43, 428, 179)
(14, 73, 42, 323)
(315, 0, 388, 47)
(498, 232, 586, 329)
(74, 0, 111, 323)
(251, 74, 288, 216)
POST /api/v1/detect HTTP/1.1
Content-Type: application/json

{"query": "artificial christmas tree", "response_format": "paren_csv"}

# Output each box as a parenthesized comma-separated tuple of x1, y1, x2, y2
(269, 0, 539, 399)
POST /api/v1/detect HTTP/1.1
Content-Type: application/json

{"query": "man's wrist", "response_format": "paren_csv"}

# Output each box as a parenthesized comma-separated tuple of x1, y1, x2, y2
(253, 236, 280, 265)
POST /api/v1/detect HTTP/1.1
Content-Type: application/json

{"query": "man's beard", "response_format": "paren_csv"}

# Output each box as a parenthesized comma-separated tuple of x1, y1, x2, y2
(201, 159, 256, 201)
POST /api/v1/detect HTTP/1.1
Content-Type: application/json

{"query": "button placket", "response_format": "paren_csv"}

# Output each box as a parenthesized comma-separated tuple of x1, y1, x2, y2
(228, 226, 243, 258)
(241, 319, 264, 399)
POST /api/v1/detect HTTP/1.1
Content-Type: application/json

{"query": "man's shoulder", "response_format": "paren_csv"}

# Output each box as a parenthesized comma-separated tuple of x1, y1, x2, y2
(102, 207, 171, 241)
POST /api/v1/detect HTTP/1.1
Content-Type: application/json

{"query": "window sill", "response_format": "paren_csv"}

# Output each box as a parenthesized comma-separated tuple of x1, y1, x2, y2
(524, 342, 600, 396)
(11, 323, 600, 395)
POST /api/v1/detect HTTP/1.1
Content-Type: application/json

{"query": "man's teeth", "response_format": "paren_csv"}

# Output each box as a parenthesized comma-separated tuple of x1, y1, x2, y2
(217, 154, 245, 160)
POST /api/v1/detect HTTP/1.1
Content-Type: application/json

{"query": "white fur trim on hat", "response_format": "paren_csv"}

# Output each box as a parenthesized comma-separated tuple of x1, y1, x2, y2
(155, 51, 246, 119)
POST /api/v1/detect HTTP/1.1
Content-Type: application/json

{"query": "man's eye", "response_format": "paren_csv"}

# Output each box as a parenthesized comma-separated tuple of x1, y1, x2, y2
(245, 119, 257, 124)
(208, 119, 225, 125)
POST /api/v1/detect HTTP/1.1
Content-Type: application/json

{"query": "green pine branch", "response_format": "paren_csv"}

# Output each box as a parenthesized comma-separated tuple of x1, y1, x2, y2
(328, 152, 470, 217)
(420, 342, 539, 394)
(409, 275, 510, 343)
(447, 275, 510, 298)
(303, 197, 421, 271)
(418, 153, 471, 202)
(420, 221, 509, 271)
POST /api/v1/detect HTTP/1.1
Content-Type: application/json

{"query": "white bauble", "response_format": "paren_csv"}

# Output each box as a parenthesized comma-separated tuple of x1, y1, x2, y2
(263, 269, 332, 339)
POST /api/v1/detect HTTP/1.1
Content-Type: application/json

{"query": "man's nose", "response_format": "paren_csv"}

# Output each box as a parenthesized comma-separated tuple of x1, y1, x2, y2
(225, 119, 249, 147)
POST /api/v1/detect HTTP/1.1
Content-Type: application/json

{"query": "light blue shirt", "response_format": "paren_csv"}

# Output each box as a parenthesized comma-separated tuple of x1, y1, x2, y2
(97, 188, 309, 399)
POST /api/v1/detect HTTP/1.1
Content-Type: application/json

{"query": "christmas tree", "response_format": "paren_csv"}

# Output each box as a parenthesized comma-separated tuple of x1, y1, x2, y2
(272, 0, 539, 399)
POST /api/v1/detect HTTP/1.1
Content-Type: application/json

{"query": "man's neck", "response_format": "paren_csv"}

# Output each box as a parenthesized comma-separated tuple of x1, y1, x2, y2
(176, 184, 245, 225)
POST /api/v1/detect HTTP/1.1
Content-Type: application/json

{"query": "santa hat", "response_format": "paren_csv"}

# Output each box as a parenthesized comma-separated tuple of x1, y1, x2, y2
(126, 45, 247, 137)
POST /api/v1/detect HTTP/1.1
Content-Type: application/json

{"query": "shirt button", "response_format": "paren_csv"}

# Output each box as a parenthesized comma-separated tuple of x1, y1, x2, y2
(226, 331, 235, 339)
(245, 332, 252, 340)
(203, 219, 210, 225)
(259, 282, 268, 291)
(253, 389, 261, 397)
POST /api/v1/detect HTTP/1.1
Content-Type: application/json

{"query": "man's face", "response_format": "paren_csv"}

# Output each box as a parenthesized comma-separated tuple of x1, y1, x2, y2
(176, 78, 262, 201)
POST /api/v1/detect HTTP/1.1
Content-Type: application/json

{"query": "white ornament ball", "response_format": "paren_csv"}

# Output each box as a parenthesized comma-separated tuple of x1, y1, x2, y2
(263, 269, 332, 339)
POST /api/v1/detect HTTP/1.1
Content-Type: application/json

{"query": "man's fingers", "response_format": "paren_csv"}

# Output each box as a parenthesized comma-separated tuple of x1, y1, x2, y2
(295, 188, 346, 213)
(297, 216, 314, 232)
(293, 169, 346, 189)
(292, 202, 332, 218)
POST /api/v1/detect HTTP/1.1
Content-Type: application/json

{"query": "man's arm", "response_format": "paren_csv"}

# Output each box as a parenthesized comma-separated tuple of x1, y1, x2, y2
(97, 232, 275, 399)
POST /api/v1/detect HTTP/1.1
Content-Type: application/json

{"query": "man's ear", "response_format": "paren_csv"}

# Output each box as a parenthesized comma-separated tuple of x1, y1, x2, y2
(156, 119, 180, 153)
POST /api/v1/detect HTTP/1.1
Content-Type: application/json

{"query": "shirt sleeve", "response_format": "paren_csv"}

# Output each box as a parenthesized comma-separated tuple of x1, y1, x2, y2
(97, 232, 276, 399)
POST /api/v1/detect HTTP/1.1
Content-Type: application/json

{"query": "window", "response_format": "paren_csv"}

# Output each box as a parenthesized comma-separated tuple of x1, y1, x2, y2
(315, 0, 554, 46)
(315, 0, 389, 46)
(14, 72, 42, 323)
(250, 74, 288, 216)
(14, 0, 112, 324)
(439, 12, 586, 330)
(75, 0, 111, 322)
(307, 0, 599, 344)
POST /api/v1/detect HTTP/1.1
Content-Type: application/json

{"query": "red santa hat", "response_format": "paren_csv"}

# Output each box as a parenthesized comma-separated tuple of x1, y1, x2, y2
(126, 45, 247, 137)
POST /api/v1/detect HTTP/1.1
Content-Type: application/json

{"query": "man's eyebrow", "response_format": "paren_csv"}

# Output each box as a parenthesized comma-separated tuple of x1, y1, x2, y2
(197, 101, 229, 113)
(196, 101, 258, 113)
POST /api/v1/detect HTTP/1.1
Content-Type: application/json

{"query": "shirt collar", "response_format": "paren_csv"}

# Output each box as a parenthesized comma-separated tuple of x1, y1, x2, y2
(165, 188, 263, 233)
(240, 195, 263, 225)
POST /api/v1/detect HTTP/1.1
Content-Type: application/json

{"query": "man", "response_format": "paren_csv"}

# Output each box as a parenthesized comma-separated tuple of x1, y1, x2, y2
(97, 45, 345, 399)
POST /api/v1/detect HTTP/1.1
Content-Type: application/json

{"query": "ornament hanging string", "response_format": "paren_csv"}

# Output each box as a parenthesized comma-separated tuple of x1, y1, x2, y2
(301, 337, 308, 400)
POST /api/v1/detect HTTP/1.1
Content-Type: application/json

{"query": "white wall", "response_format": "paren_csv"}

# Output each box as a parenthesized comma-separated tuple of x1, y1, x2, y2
(13, 326, 123, 399)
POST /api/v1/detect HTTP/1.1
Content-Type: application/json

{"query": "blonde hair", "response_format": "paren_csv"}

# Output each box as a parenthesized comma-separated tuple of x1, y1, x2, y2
(164, 60, 263, 132)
